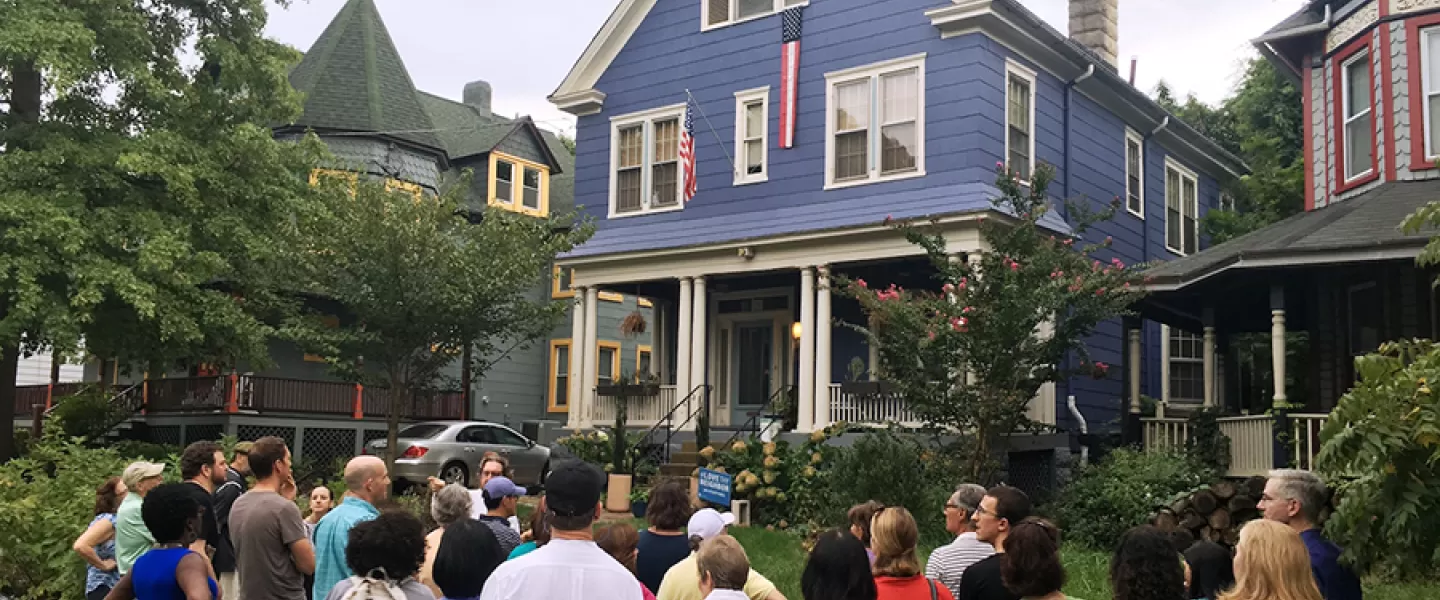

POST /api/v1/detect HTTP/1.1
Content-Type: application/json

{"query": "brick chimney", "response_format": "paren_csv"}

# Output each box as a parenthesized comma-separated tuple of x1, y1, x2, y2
(1069, 0, 1119, 70)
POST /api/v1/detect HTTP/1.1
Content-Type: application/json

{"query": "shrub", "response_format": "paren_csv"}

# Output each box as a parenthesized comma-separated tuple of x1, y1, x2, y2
(706, 423, 849, 530)
(1185, 408, 1231, 474)
(555, 430, 656, 477)
(46, 386, 125, 442)
(1318, 339, 1440, 577)
(0, 440, 144, 599)
(817, 428, 966, 546)
(1052, 448, 1213, 550)
(108, 440, 181, 462)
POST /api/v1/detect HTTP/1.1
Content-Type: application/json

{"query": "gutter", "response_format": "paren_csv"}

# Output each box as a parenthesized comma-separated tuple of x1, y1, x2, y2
(1250, 4, 1332, 45)
(1060, 64, 1094, 401)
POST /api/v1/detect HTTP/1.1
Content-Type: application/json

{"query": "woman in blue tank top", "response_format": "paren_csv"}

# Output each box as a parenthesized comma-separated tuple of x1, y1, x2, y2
(105, 483, 218, 600)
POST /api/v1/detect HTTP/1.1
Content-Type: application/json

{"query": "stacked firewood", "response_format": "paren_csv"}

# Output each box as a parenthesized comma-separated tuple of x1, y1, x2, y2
(1151, 476, 1266, 547)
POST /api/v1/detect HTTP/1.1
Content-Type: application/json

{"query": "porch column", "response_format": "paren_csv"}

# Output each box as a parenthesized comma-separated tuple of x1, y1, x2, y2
(1270, 286, 1287, 408)
(691, 275, 709, 428)
(1128, 326, 1142, 414)
(582, 287, 600, 428)
(1202, 326, 1217, 408)
(815, 266, 833, 429)
(676, 278, 693, 417)
(654, 301, 666, 381)
(798, 267, 816, 432)
(567, 289, 588, 430)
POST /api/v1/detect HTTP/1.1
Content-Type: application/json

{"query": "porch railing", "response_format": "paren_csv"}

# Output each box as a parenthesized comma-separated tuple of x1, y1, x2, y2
(148, 376, 228, 412)
(1141, 413, 1331, 477)
(251, 377, 355, 415)
(828, 385, 925, 428)
(11, 383, 86, 416)
(591, 385, 677, 428)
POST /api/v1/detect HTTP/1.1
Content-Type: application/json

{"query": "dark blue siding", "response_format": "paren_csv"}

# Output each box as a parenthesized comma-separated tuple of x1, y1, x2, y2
(569, 0, 1229, 431)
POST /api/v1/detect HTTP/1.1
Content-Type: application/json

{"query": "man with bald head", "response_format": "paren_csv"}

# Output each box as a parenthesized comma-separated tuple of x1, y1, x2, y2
(311, 455, 390, 599)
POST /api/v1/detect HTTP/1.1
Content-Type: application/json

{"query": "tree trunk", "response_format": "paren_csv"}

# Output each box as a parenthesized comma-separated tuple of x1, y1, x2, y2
(460, 345, 473, 421)
(1192, 490, 1219, 515)
(49, 351, 61, 385)
(1208, 508, 1232, 531)
(0, 341, 19, 462)
(385, 383, 407, 476)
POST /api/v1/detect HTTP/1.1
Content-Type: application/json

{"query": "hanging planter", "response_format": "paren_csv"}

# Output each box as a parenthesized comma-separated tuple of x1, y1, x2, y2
(620, 310, 647, 337)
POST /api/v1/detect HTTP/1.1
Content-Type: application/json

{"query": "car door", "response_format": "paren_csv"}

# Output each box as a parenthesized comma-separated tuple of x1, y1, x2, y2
(488, 425, 542, 485)
(452, 425, 489, 475)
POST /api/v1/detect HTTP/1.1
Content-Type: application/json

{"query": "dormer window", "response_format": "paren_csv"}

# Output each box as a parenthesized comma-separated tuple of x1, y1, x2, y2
(488, 152, 549, 217)
(1340, 50, 1374, 182)
(703, 0, 806, 30)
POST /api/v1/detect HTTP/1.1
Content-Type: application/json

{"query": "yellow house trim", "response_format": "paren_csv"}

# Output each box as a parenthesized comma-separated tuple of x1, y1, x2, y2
(599, 291, 625, 303)
(547, 339, 572, 413)
(385, 178, 424, 202)
(552, 266, 575, 299)
(488, 151, 550, 218)
(597, 340, 621, 385)
(309, 168, 358, 196)
(638, 297, 653, 308)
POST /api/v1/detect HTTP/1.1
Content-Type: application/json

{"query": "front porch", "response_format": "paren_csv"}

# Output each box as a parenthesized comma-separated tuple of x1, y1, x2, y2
(560, 217, 1059, 434)
(1129, 183, 1439, 475)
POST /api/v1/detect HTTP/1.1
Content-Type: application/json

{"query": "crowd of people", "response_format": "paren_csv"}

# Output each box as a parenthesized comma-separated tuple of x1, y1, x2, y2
(71, 436, 1364, 600)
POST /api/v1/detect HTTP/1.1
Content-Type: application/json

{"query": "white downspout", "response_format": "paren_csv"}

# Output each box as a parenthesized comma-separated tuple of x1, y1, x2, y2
(1067, 394, 1089, 467)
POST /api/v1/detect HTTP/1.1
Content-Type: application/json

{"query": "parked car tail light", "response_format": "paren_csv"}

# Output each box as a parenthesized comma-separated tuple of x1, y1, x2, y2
(400, 446, 428, 459)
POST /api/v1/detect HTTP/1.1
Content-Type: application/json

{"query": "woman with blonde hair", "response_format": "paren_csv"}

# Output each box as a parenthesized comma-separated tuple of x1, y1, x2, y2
(1218, 520, 1322, 600)
(871, 507, 954, 600)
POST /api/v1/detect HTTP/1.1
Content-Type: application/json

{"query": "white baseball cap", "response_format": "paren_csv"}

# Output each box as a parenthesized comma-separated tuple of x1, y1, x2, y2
(687, 508, 736, 541)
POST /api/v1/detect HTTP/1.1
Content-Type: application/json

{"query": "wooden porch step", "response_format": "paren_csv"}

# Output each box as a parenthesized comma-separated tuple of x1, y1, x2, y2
(660, 463, 696, 477)
(670, 451, 699, 465)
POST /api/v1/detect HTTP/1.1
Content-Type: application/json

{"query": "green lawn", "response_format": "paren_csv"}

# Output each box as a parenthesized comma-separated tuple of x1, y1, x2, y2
(723, 526, 1430, 600)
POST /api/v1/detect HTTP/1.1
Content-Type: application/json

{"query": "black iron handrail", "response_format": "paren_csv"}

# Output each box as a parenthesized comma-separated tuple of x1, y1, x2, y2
(633, 384, 710, 471)
(725, 385, 794, 446)
(40, 383, 145, 440)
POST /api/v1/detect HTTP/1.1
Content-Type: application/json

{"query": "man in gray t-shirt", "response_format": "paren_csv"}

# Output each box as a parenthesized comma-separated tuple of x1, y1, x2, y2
(229, 437, 314, 600)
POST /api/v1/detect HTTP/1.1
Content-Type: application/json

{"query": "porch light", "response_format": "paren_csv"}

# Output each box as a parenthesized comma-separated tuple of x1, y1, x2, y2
(791, 321, 803, 340)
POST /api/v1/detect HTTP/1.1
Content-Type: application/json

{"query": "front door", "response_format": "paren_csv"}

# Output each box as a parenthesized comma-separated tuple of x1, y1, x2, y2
(731, 321, 774, 425)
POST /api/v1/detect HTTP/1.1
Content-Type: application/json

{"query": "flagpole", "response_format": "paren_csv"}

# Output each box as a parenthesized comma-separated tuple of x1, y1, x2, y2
(685, 89, 738, 176)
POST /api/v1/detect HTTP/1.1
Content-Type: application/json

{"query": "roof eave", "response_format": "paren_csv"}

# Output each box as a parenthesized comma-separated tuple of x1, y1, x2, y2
(1141, 242, 1427, 293)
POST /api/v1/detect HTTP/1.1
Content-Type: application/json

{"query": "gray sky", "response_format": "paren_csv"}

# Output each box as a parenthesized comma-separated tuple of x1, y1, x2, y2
(263, 0, 1305, 137)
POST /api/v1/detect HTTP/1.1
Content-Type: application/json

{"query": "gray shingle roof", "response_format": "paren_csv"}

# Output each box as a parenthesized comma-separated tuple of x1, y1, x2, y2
(1144, 181, 1440, 284)
(286, 0, 442, 152)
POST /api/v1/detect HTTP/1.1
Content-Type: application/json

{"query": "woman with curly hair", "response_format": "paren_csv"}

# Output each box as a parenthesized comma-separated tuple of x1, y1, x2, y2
(999, 517, 1071, 600)
(1217, 520, 1321, 600)
(104, 483, 218, 600)
(1111, 525, 1187, 600)
(323, 510, 435, 600)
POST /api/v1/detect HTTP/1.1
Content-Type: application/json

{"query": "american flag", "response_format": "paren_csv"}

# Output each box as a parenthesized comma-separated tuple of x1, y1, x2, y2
(780, 5, 804, 149)
(681, 95, 697, 202)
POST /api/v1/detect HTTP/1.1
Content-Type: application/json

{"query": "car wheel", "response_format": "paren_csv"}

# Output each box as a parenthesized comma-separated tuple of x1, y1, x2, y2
(440, 462, 469, 488)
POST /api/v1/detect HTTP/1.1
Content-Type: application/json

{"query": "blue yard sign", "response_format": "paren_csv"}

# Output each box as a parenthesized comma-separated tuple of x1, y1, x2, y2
(697, 468, 733, 506)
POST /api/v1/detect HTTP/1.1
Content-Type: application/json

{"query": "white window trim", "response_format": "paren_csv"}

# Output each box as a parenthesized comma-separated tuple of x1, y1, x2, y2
(734, 86, 770, 186)
(1004, 58, 1038, 185)
(822, 53, 928, 190)
(1164, 157, 1199, 256)
(608, 103, 688, 219)
(1340, 49, 1373, 183)
(1161, 325, 1205, 405)
(701, 0, 809, 32)
(1124, 128, 1145, 219)
(1422, 27, 1440, 160)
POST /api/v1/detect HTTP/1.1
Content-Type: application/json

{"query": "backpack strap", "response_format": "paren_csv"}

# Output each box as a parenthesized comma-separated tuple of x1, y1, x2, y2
(928, 578, 938, 600)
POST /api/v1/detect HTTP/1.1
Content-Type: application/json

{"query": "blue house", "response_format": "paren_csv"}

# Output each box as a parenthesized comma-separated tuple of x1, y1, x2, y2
(549, 0, 1246, 438)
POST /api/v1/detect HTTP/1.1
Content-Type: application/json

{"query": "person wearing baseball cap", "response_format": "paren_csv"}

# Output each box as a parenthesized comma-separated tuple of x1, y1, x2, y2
(478, 460, 644, 600)
(115, 461, 165, 575)
(479, 476, 527, 555)
(656, 509, 785, 600)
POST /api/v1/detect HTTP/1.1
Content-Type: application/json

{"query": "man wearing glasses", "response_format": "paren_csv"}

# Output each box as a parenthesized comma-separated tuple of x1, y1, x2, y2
(956, 485, 1032, 600)
(925, 484, 994, 593)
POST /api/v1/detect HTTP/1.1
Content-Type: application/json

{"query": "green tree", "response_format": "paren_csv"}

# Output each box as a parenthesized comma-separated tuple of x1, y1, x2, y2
(288, 177, 592, 469)
(0, 0, 327, 461)
(839, 164, 1147, 481)
(1155, 57, 1305, 244)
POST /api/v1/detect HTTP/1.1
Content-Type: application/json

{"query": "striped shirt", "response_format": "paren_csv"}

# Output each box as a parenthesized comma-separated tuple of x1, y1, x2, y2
(924, 532, 995, 594)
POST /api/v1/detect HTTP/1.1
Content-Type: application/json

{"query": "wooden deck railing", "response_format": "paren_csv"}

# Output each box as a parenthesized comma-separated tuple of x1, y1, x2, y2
(11, 383, 87, 415)
(148, 376, 228, 412)
(247, 377, 355, 415)
(361, 386, 465, 420)
(1142, 413, 1331, 477)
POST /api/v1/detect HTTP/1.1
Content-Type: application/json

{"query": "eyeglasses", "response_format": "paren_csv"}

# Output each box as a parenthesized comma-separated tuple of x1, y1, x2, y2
(972, 505, 994, 517)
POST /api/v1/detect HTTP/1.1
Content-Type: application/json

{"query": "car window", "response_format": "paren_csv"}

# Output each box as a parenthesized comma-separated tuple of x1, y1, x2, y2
(398, 424, 447, 439)
(491, 427, 528, 448)
(458, 426, 491, 443)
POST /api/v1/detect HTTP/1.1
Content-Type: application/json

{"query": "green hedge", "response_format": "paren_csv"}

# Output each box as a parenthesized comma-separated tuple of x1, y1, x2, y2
(1051, 448, 1214, 550)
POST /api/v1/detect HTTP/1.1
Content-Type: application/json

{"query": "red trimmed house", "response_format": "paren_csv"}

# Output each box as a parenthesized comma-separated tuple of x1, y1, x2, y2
(1130, 0, 1440, 476)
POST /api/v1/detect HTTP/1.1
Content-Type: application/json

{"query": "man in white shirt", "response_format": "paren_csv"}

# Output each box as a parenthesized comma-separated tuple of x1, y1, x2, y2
(479, 460, 643, 600)
(924, 483, 995, 592)
(697, 536, 752, 600)
(428, 454, 521, 531)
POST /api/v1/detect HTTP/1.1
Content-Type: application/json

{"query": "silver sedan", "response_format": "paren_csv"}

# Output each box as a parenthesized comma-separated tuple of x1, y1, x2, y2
(364, 420, 550, 489)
